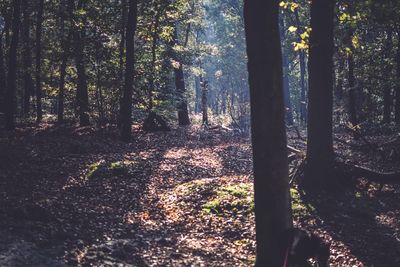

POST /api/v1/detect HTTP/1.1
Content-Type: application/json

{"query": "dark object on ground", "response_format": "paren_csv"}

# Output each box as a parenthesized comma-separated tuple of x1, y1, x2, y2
(142, 111, 170, 132)
(281, 228, 330, 267)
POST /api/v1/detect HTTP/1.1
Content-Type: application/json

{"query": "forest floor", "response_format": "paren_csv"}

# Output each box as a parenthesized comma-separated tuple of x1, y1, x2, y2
(0, 121, 399, 266)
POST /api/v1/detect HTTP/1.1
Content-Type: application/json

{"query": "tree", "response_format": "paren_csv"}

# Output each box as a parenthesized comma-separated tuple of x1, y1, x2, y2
(0, 25, 6, 114)
(244, 0, 293, 266)
(35, 0, 44, 123)
(396, 27, 400, 124)
(21, 1, 33, 116)
(57, 0, 70, 124)
(119, 0, 138, 141)
(68, 0, 90, 126)
(279, 14, 294, 125)
(171, 25, 190, 126)
(304, 0, 334, 188)
(4, 0, 21, 130)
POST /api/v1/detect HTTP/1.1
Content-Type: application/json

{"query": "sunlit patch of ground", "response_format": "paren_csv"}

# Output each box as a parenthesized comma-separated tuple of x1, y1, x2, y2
(1, 124, 399, 266)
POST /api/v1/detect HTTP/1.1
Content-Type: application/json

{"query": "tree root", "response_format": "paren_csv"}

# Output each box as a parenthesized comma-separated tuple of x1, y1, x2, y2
(142, 112, 171, 132)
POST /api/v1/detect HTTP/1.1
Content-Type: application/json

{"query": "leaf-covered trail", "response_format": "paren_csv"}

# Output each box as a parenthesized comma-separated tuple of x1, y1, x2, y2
(0, 124, 399, 266)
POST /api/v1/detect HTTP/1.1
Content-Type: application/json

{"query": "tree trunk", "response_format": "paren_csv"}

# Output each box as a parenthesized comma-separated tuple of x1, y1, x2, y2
(396, 27, 400, 124)
(171, 25, 190, 126)
(194, 76, 201, 113)
(148, 11, 159, 112)
(347, 53, 358, 127)
(119, 0, 127, 82)
(294, 9, 307, 124)
(279, 15, 294, 125)
(244, 1, 293, 266)
(68, 0, 90, 126)
(119, 0, 137, 141)
(4, 0, 21, 130)
(35, 0, 44, 123)
(383, 28, 393, 123)
(201, 80, 208, 126)
(0, 33, 6, 114)
(305, 0, 334, 188)
(335, 58, 344, 101)
(22, 1, 33, 116)
(58, 0, 69, 124)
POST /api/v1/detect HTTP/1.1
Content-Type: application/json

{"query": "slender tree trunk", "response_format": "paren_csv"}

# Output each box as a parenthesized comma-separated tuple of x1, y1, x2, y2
(335, 58, 344, 101)
(294, 9, 307, 124)
(58, 0, 69, 123)
(194, 76, 201, 113)
(119, 0, 137, 141)
(348, 52, 358, 127)
(279, 15, 294, 125)
(201, 80, 208, 126)
(22, 1, 33, 116)
(119, 0, 127, 82)
(171, 25, 190, 126)
(395, 27, 400, 124)
(68, 0, 90, 126)
(299, 51, 307, 124)
(305, 0, 335, 188)
(0, 34, 6, 114)
(35, 0, 44, 123)
(148, 12, 159, 112)
(4, 0, 21, 130)
(244, 1, 293, 266)
(383, 28, 393, 123)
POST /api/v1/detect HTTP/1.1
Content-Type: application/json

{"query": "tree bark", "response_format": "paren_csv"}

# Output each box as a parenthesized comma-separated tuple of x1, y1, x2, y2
(244, 1, 293, 266)
(294, 9, 307, 124)
(22, 1, 33, 116)
(68, 0, 90, 126)
(0, 33, 6, 114)
(279, 15, 294, 126)
(35, 0, 44, 123)
(119, 0, 137, 141)
(383, 28, 393, 123)
(119, 0, 127, 82)
(58, 0, 69, 123)
(396, 27, 400, 124)
(171, 25, 190, 126)
(4, 0, 21, 130)
(201, 80, 208, 126)
(305, 0, 335, 188)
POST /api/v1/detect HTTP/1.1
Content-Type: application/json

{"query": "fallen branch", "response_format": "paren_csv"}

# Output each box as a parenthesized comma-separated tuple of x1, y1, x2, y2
(335, 161, 400, 185)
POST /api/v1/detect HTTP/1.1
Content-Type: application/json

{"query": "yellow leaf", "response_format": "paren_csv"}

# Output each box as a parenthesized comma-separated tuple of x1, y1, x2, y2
(288, 26, 297, 33)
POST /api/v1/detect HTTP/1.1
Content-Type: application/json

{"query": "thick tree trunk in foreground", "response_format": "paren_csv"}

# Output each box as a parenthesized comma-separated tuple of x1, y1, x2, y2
(4, 0, 21, 130)
(119, 0, 137, 141)
(305, 0, 334, 188)
(35, 0, 44, 123)
(244, 0, 293, 266)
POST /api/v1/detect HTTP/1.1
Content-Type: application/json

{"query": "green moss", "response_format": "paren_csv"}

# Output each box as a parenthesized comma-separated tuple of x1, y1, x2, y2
(202, 183, 254, 215)
(86, 160, 137, 179)
(87, 160, 108, 179)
